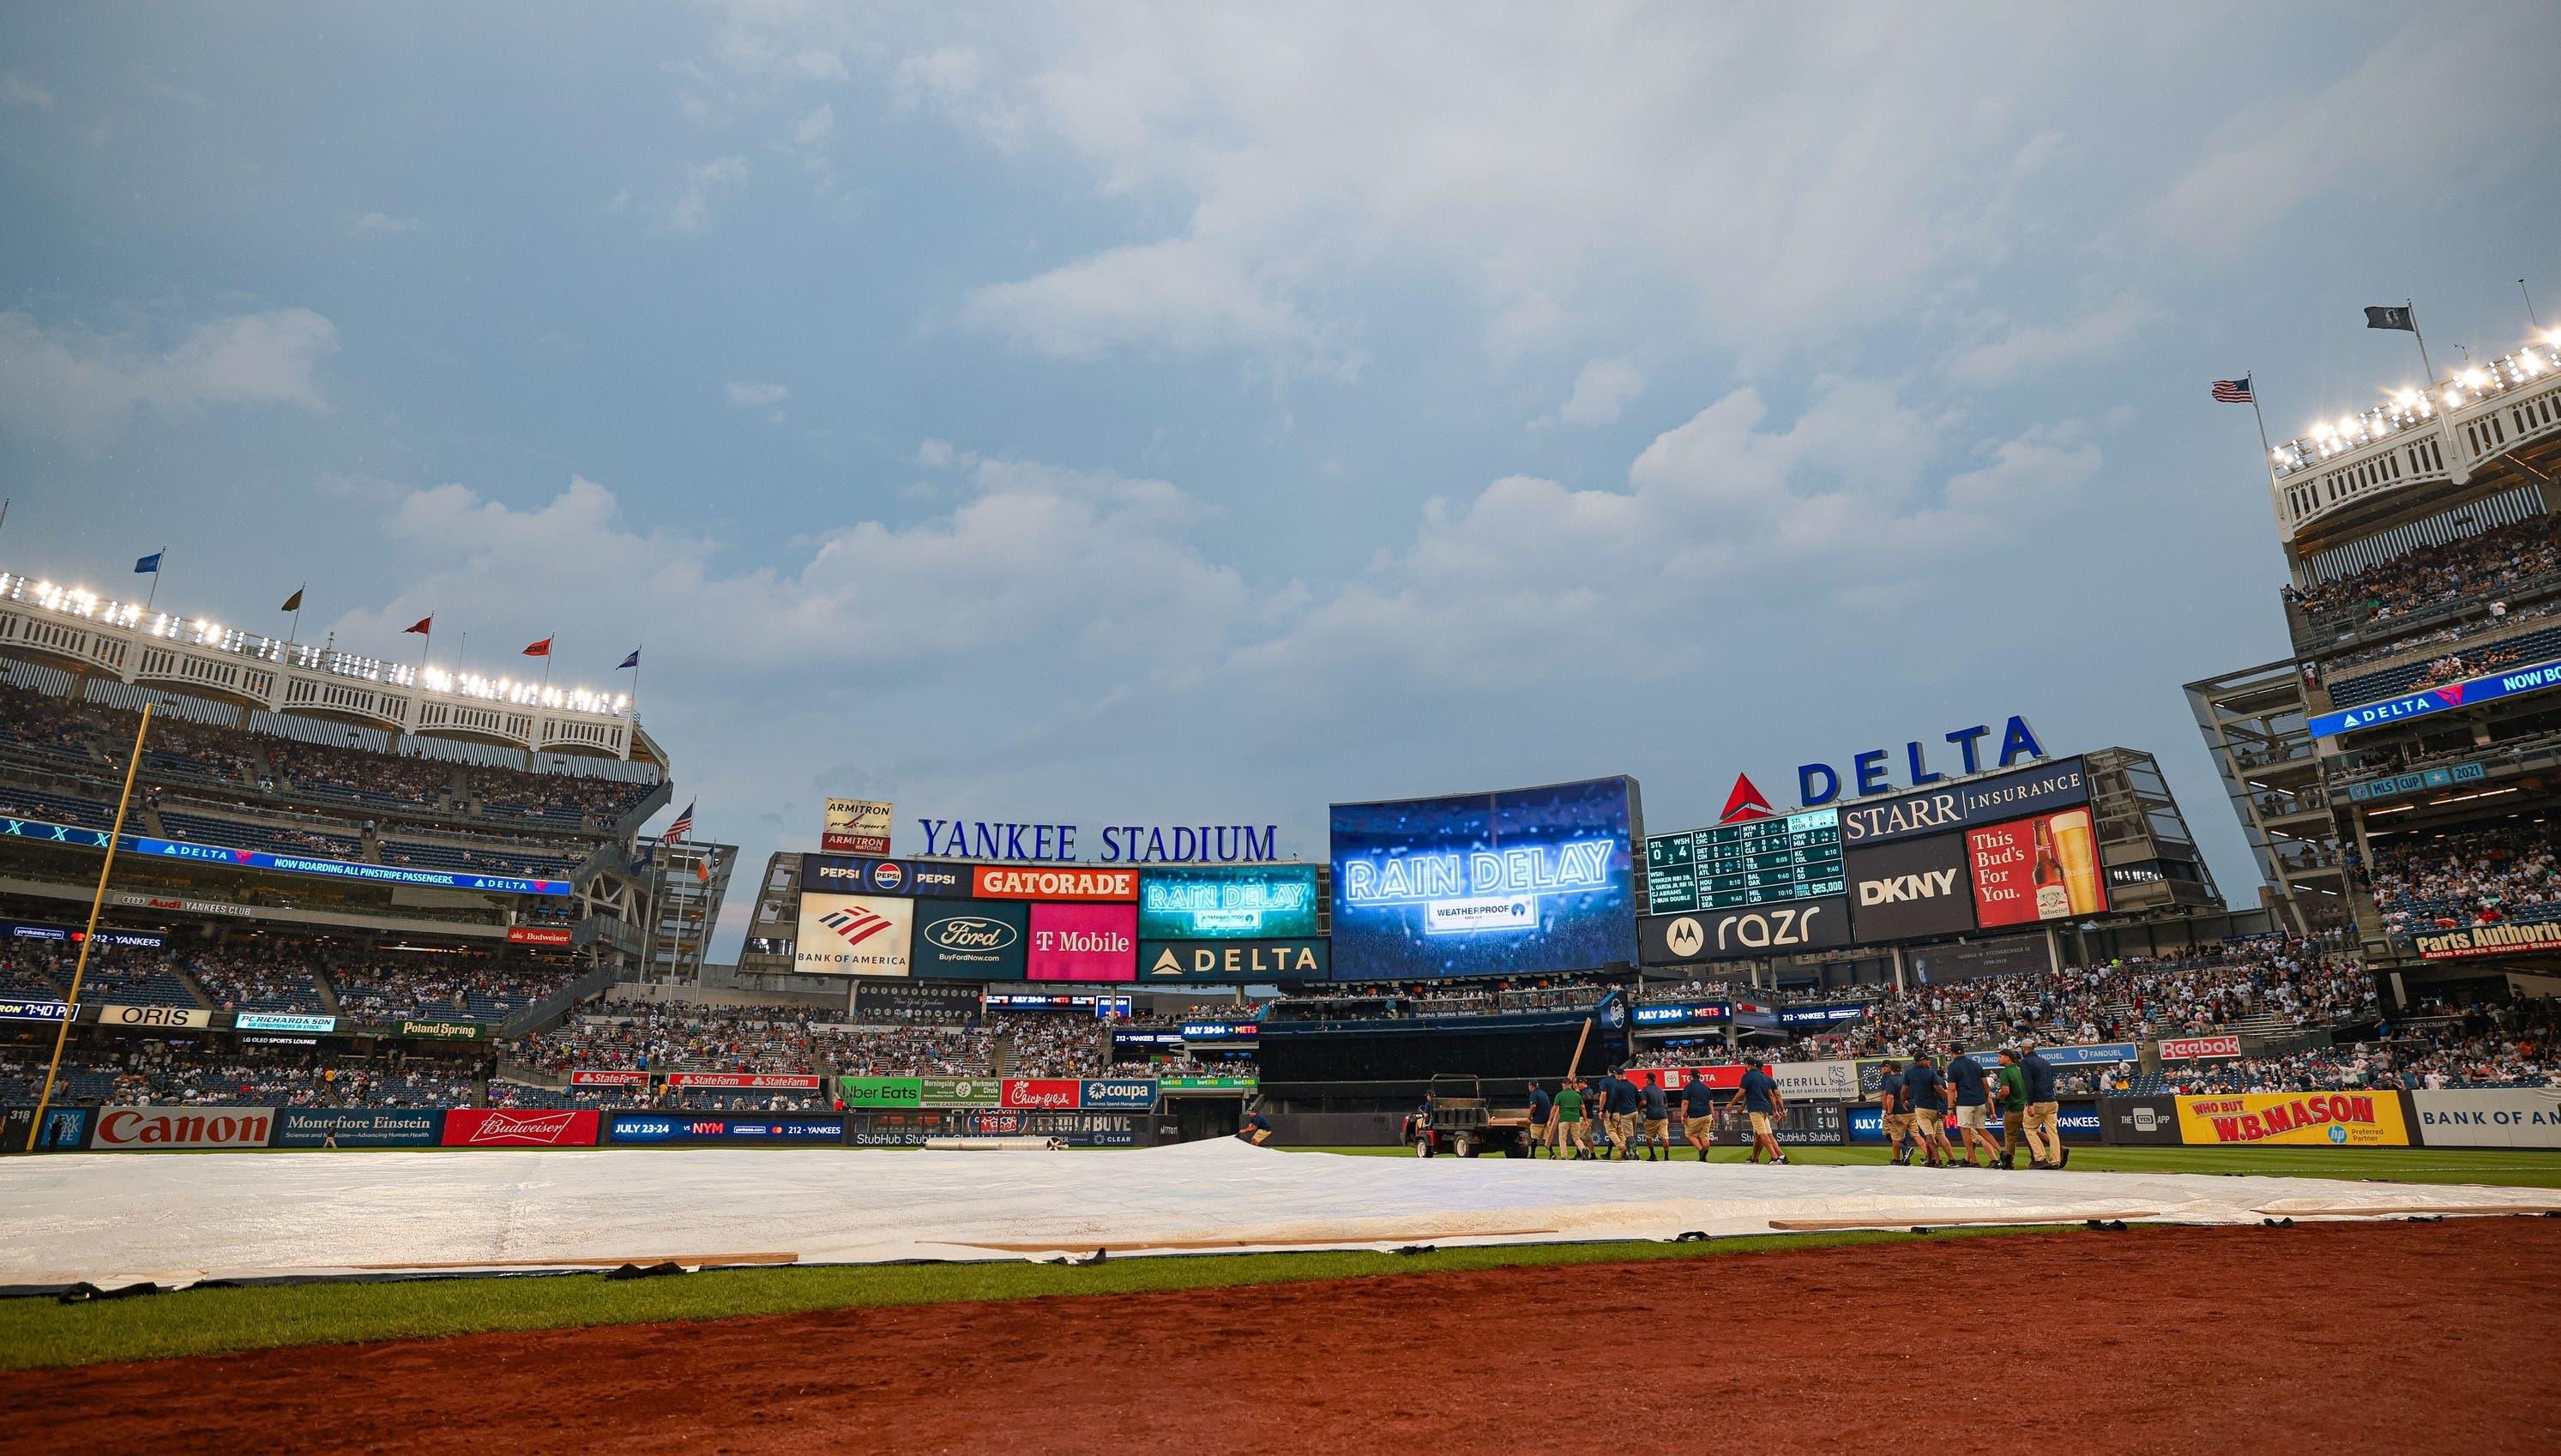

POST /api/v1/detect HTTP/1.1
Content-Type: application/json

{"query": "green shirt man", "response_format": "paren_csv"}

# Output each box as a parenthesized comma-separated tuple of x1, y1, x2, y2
(1554, 1086, 1585, 1122)
(1992, 1062, 2028, 1116)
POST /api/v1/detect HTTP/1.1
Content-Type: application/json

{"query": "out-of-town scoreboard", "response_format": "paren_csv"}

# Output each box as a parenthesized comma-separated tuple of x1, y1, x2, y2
(1645, 808, 1845, 913)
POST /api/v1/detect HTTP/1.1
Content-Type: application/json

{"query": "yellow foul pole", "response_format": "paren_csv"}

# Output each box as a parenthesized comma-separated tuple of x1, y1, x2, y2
(25, 703, 152, 1152)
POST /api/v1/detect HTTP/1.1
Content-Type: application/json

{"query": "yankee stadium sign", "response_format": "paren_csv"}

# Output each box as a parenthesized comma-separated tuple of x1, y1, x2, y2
(914, 818, 1280, 863)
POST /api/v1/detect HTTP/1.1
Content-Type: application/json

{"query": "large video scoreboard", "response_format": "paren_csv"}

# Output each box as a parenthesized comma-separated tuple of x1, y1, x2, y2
(1645, 808, 1844, 913)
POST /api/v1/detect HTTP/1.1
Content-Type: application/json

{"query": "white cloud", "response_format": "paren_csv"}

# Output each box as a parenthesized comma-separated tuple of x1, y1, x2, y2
(725, 379, 789, 423)
(2150, 9, 2560, 252)
(960, 236, 1359, 377)
(1557, 357, 1644, 426)
(350, 212, 418, 236)
(915, 438, 956, 468)
(0, 307, 339, 448)
(1943, 297, 2160, 386)
(0, 71, 53, 108)
(666, 156, 749, 232)
(792, 102, 834, 148)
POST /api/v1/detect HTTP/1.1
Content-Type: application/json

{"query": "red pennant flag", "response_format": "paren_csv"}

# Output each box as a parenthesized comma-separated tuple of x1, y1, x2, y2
(1717, 773, 1776, 824)
(522, 637, 552, 658)
(403, 616, 433, 635)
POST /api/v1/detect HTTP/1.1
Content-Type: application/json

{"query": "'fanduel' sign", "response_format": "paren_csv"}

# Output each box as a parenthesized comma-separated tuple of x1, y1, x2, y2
(914, 820, 1277, 863)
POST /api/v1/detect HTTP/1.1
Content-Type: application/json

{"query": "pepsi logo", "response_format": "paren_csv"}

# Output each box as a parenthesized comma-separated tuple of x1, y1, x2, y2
(871, 861, 905, 891)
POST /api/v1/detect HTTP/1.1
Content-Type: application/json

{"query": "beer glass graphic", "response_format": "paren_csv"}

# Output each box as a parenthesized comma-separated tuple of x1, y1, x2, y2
(2049, 809, 2103, 913)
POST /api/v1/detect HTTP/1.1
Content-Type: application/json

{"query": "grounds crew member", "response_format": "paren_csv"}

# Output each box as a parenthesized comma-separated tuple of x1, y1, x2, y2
(1901, 1050, 1953, 1168)
(1604, 1068, 1642, 1159)
(1528, 1080, 1555, 1158)
(1992, 1049, 2031, 1169)
(1876, 1056, 1912, 1165)
(1680, 1072, 1720, 1160)
(1726, 1059, 1789, 1164)
(1239, 1105, 1275, 1146)
(2020, 1045, 2068, 1169)
(1640, 1076, 1672, 1160)
(1945, 1048, 1998, 1168)
(1553, 1077, 1592, 1158)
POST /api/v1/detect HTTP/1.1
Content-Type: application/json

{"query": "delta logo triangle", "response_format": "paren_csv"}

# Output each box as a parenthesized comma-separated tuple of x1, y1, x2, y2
(2434, 684, 2466, 707)
(1718, 773, 1776, 824)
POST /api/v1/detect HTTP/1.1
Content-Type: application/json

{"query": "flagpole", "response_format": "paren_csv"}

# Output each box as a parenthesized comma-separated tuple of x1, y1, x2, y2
(2407, 298, 2437, 384)
(143, 547, 164, 615)
(2526, 280, 2545, 332)
(289, 586, 304, 645)
(27, 705, 152, 1151)
(2247, 370, 2277, 479)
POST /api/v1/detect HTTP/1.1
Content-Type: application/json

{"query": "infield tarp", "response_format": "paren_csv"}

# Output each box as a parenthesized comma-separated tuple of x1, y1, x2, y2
(2, 1140, 2555, 1290)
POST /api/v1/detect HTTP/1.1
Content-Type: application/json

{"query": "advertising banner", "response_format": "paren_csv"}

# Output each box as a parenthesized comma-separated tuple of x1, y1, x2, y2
(1620, 1065, 1744, 1092)
(1835, 756, 2090, 848)
(273, 1108, 444, 1147)
(847, 1114, 934, 1147)
(2341, 761, 2484, 804)
(1639, 897, 1851, 966)
(910, 900, 1031, 980)
(1079, 1078, 1159, 1110)
(972, 866, 1138, 901)
(968, 1110, 1027, 1135)
(1964, 810, 2106, 928)
(794, 892, 916, 976)
(1180, 1020, 1259, 1042)
(2410, 1089, 2561, 1148)
(1003, 1078, 1083, 1110)
(1023, 1110, 1140, 1146)
(1907, 935, 2048, 984)
(1847, 1100, 2100, 1146)
(836, 1075, 924, 1107)
(2101, 1094, 2184, 1145)
(822, 797, 894, 857)
(2175, 1092, 2410, 1146)
(505, 925, 575, 947)
(0, 997, 71, 1023)
(442, 1108, 600, 1147)
(1330, 775, 1639, 981)
(901, 860, 976, 898)
(1, 1104, 93, 1150)
(99, 1003, 213, 1030)
(92, 1106, 276, 1150)
(400, 1020, 484, 1040)
(1028, 902, 1138, 982)
(1139, 938, 1329, 982)
(919, 1075, 1003, 1107)
(1776, 1002, 1870, 1027)
(665, 1072, 821, 1090)
(606, 1112, 847, 1145)
(2307, 654, 2561, 738)
(235, 1012, 339, 1033)
(1160, 1075, 1259, 1093)
(1632, 1002, 1729, 1027)
(1772, 1060, 1861, 1101)
(0, 813, 579, 896)
(853, 979, 985, 1023)
(1844, 833, 1976, 942)
(570, 1069, 651, 1086)
(2411, 920, 2561, 960)
(2158, 1034, 2243, 1062)
(1137, 864, 1321, 941)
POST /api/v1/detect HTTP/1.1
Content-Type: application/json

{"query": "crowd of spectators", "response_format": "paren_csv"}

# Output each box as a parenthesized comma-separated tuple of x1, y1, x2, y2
(825, 1023, 996, 1076)
(0, 1044, 476, 1107)
(330, 953, 575, 1024)
(990, 1011, 1112, 1076)
(2290, 514, 2561, 629)
(508, 1002, 817, 1074)
(2368, 820, 2561, 933)
(185, 945, 332, 1014)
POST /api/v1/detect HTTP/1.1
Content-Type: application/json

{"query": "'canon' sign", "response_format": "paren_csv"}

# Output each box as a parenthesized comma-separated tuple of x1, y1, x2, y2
(94, 1107, 274, 1150)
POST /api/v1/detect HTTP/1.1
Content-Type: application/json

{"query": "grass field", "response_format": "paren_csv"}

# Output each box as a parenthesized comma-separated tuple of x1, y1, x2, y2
(2, 1143, 2551, 1372)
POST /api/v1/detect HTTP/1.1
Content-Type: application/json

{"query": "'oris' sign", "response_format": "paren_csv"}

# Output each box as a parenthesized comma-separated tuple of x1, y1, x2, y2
(93, 1107, 275, 1150)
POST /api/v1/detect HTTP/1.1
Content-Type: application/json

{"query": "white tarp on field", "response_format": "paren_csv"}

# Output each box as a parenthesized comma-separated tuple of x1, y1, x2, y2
(2, 1140, 2555, 1289)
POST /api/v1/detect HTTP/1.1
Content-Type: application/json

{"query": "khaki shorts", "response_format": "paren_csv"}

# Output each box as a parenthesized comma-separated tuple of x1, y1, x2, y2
(1609, 1112, 1638, 1144)
(1956, 1104, 1989, 1131)
(1684, 1114, 1714, 1141)
(2025, 1102, 2060, 1132)
(1748, 1111, 1775, 1137)
(1644, 1117, 1668, 1140)
(1883, 1112, 1913, 1139)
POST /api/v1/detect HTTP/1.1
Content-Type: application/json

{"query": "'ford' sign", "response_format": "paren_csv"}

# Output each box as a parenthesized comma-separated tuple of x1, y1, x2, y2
(1079, 1080, 1159, 1110)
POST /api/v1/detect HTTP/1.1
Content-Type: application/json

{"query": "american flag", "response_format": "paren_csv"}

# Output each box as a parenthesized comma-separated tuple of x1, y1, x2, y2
(2210, 376, 2254, 404)
(666, 800, 695, 842)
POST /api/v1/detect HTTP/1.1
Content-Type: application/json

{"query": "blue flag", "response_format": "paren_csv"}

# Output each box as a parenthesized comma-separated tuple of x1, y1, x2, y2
(618, 649, 641, 670)
(134, 552, 162, 574)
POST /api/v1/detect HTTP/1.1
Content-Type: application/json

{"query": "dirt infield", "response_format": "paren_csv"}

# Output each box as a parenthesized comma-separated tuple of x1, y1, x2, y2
(7, 1218, 2556, 1455)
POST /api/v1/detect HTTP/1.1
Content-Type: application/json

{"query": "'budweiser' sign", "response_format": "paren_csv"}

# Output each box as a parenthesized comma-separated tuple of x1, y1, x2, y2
(442, 1108, 600, 1147)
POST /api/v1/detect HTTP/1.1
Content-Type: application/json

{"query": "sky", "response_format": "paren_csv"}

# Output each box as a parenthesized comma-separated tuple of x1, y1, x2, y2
(3, 2, 2558, 959)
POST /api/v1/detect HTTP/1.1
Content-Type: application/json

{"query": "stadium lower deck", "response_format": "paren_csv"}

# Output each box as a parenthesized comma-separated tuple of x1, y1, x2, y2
(5, 1139, 2555, 1291)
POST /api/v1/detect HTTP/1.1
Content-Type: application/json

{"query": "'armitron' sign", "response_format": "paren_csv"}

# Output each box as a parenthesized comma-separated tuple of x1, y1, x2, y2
(2413, 921, 2561, 960)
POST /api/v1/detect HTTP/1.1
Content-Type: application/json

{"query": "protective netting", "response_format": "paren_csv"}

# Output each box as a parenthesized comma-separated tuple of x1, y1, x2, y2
(3, 1140, 2553, 1288)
